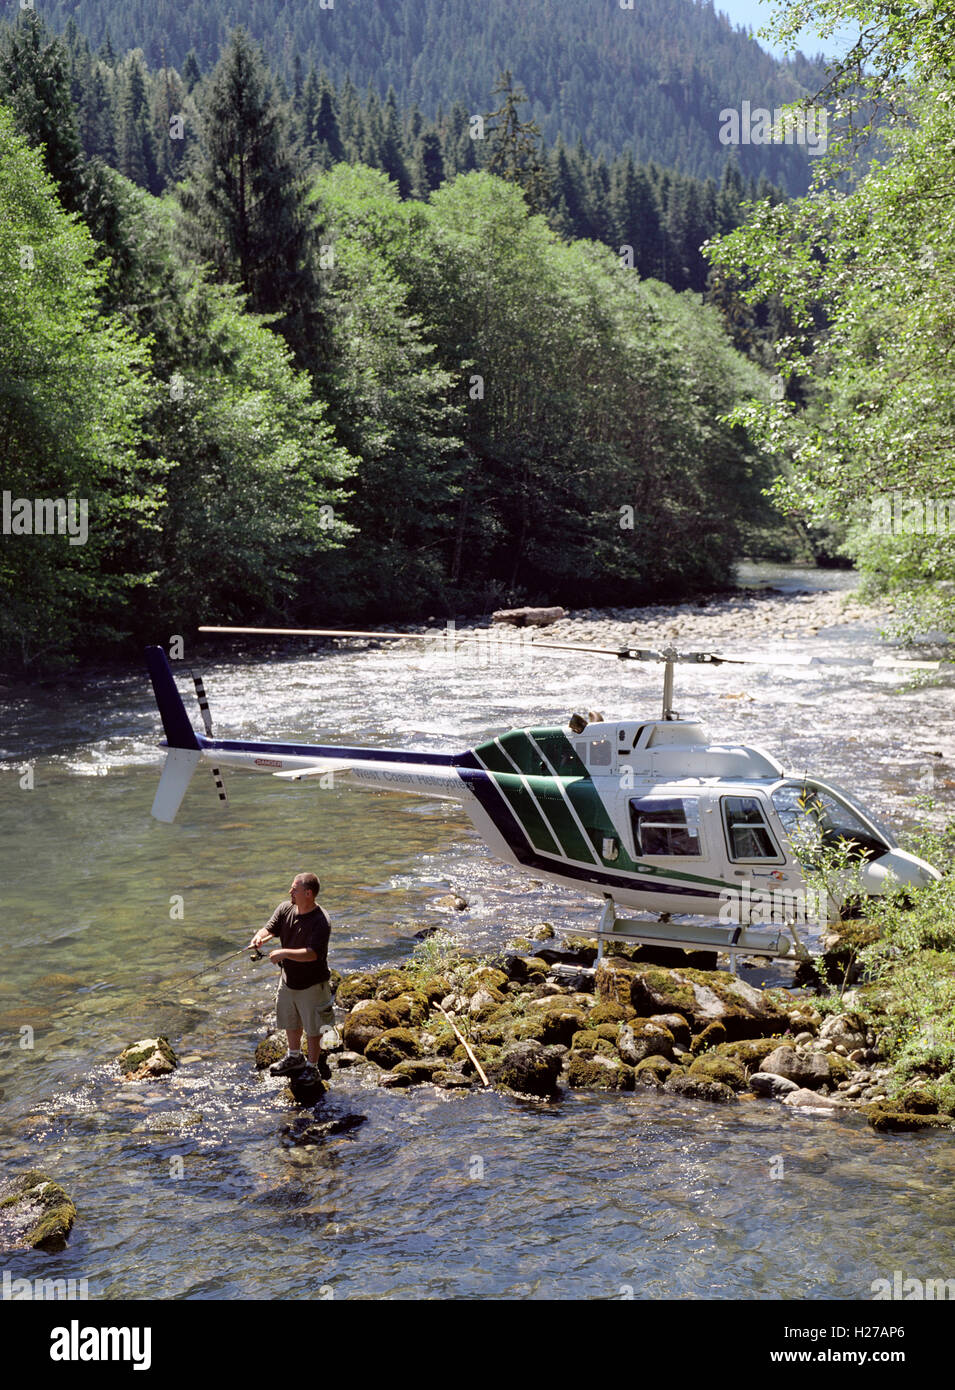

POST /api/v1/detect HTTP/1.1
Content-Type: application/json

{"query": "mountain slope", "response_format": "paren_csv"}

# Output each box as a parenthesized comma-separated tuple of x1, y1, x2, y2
(52, 0, 829, 187)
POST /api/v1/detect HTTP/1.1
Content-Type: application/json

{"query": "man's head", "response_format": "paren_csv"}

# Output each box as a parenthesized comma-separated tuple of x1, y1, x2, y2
(289, 872, 320, 912)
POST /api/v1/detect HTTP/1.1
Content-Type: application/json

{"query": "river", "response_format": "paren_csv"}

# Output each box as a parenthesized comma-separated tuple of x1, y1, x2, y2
(2, 565, 955, 1299)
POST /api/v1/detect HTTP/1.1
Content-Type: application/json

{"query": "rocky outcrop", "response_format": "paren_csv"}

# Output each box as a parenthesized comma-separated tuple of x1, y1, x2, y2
(594, 960, 786, 1039)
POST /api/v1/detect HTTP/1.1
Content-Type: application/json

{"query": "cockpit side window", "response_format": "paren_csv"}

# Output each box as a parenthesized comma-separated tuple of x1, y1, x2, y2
(721, 796, 784, 862)
(630, 796, 702, 857)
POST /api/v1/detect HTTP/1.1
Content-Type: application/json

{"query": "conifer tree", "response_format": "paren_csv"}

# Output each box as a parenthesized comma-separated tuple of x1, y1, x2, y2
(177, 28, 328, 369)
(0, 12, 87, 214)
(485, 70, 550, 213)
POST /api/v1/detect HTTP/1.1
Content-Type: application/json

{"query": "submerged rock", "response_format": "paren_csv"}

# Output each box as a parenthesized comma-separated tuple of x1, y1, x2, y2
(0, 1171, 76, 1251)
(283, 1114, 367, 1144)
(117, 1036, 178, 1080)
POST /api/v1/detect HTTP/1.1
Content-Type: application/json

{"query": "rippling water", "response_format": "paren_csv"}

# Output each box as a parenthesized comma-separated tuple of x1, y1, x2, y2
(3, 567, 955, 1300)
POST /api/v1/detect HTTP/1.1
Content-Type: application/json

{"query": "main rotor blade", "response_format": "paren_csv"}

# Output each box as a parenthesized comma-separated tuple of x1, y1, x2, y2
(197, 625, 947, 670)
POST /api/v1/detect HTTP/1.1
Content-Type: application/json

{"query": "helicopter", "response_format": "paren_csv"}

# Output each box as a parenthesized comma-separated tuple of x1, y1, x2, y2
(144, 627, 942, 973)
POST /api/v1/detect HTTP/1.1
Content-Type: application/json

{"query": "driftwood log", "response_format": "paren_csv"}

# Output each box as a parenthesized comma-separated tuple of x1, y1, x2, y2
(491, 606, 566, 627)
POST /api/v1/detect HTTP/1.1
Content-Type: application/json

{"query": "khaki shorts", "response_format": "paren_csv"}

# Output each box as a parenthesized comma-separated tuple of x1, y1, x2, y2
(276, 978, 335, 1038)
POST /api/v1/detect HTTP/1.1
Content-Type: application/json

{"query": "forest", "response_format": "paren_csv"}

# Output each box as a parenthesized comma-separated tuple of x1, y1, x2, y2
(0, 13, 786, 671)
(39, 0, 828, 185)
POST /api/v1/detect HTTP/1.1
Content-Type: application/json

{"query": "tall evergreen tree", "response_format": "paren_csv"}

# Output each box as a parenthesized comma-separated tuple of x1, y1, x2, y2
(177, 28, 328, 369)
(0, 12, 87, 214)
(485, 70, 550, 213)
(117, 56, 159, 192)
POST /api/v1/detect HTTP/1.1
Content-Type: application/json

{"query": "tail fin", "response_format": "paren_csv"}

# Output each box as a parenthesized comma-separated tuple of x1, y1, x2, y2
(145, 646, 200, 750)
(145, 646, 201, 823)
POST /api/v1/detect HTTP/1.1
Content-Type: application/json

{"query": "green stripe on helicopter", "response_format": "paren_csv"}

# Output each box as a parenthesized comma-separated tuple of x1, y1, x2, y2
(474, 727, 735, 893)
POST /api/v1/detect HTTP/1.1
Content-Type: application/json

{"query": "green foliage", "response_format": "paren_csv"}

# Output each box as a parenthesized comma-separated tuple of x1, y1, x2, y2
(177, 28, 328, 367)
(0, 104, 152, 667)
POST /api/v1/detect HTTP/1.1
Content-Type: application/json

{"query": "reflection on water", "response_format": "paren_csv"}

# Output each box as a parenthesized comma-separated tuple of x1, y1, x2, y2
(2, 575, 954, 1299)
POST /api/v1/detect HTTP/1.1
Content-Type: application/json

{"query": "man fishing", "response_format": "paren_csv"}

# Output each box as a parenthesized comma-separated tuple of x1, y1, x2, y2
(249, 872, 335, 1083)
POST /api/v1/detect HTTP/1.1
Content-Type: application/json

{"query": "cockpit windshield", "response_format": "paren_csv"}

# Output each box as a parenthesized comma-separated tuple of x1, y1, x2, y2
(770, 780, 894, 864)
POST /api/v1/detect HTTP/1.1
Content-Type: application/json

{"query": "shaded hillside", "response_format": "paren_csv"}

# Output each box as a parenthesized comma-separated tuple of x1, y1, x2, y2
(48, 0, 828, 188)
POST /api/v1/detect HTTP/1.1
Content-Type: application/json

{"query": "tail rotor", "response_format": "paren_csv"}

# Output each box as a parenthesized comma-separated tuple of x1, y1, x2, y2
(191, 671, 227, 805)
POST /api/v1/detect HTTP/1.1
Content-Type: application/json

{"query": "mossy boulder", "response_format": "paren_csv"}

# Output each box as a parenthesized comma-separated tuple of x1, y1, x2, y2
(468, 987, 507, 1020)
(566, 1051, 635, 1091)
(688, 1054, 747, 1091)
(866, 1104, 954, 1133)
(631, 966, 786, 1039)
(418, 975, 453, 1005)
(713, 1037, 787, 1070)
(336, 973, 378, 1010)
(618, 1021, 675, 1065)
(647, 1013, 691, 1048)
(665, 1072, 738, 1105)
(0, 1171, 76, 1252)
(364, 1028, 421, 1069)
(690, 1020, 727, 1055)
(594, 958, 642, 1009)
(432, 1070, 472, 1089)
(491, 1041, 563, 1096)
(392, 1058, 446, 1084)
(373, 970, 415, 1001)
(507, 955, 551, 983)
(118, 1036, 178, 1079)
(342, 999, 400, 1054)
(634, 1055, 679, 1087)
(589, 1000, 637, 1025)
(389, 991, 430, 1027)
(570, 1029, 619, 1057)
(254, 1034, 287, 1070)
(508, 1000, 588, 1046)
(892, 1083, 940, 1115)
(464, 966, 509, 993)
(526, 923, 556, 941)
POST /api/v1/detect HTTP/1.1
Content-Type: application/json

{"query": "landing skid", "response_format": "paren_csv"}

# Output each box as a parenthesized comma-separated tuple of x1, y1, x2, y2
(586, 895, 809, 976)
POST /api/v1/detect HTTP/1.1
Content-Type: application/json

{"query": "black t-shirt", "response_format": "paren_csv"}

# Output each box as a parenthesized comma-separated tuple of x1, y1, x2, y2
(264, 901, 331, 989)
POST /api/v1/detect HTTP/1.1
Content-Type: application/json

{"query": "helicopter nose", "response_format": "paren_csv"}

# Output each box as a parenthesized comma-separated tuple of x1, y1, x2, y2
(860, 849, 942, 894)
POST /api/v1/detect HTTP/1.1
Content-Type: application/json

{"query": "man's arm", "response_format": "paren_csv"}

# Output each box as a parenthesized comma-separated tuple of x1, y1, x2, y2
(249, 905, 285, 950)
(268, 946, 317, 963)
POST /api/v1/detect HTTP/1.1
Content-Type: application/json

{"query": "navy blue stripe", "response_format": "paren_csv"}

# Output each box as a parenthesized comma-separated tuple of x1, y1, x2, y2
(199, 735, 458, 766)
(145, 646, 200, 751)
(460, 767, 725, 901)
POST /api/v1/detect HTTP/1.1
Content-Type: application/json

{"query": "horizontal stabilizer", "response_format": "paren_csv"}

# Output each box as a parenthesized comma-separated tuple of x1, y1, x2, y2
(152, 748, 201, 822)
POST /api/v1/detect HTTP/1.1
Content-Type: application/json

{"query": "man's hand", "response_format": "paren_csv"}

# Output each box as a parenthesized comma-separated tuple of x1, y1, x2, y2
(249, 928, 273, 950)
(268, 948, 286, 963)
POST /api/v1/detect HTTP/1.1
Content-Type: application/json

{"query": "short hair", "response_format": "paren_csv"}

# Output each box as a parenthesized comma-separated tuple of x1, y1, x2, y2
(296, 872, 320, 896)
